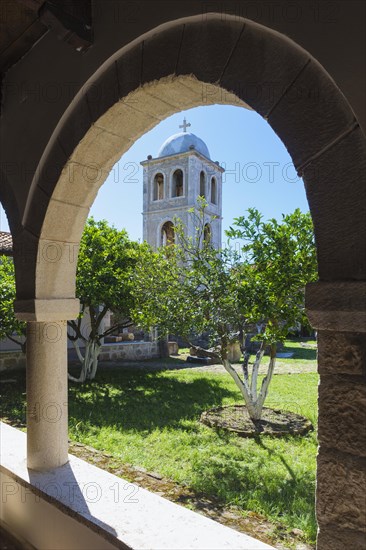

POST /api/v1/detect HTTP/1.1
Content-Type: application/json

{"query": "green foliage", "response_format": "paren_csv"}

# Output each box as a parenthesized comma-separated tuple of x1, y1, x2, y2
(133, 199, 242, 347)
(69, 218, 152, 341)
(68, 218, 155, 381)
(0, 257, 26, 349)
(132, 203, 317, 420)
(226, 207, 317, 343)
(76, 218, 143, 318)
(133, 203, 317, 349)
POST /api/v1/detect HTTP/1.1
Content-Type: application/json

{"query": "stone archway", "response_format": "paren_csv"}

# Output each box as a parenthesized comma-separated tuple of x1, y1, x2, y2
(12, 14, 365, 549)
(13, 15, 365, 304)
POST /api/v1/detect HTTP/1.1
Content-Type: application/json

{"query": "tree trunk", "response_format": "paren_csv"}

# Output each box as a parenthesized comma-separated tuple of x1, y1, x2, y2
(255, 343, 277, 416)
(158, 335, 170, 358)
(68, 340, 101, 383)
(250, 343, 265, 401)
(222, 358, 258, 420)
(221, 340, 276, 423)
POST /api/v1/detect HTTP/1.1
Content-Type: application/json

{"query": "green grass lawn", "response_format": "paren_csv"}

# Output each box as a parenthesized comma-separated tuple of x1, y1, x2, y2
(0, 340, 318, 544)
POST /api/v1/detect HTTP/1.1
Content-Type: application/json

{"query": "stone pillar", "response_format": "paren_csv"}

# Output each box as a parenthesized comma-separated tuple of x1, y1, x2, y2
(306, 282, 366, 549)
(15, 299, 80, 471)
(26, 320, 68, 470)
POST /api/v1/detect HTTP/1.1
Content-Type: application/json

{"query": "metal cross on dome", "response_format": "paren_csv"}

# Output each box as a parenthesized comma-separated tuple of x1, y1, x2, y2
(179, 118, 191, 132)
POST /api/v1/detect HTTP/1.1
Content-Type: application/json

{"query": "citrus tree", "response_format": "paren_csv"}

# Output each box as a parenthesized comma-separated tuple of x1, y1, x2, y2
(68, 218, 151, 383)
(132, 202, 317, 422)
(225, 207, 317, 420)
(0, 257, 26, 351)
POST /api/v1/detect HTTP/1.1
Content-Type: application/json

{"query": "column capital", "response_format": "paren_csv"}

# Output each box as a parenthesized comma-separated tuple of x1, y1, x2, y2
(14, 298, 80, 322)
(305, 281, 366, 332)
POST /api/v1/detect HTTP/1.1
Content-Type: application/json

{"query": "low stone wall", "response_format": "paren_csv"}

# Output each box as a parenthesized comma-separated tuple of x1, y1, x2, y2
(0, 342, 161, 372)
(99, 341, 160, 362)
(0, 351, 26, 373)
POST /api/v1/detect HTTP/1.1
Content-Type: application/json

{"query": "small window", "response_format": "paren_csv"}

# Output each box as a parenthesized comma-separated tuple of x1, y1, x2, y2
(161, 221, 175, 246)
(200, 171, 206, 198)
(211, 177, 217, 204)
(172, 169, 184, 197)
(153, 173, 164, 201)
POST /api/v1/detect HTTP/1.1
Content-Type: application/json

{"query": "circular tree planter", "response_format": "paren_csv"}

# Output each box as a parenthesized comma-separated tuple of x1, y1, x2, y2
(200, 405, 313, 437)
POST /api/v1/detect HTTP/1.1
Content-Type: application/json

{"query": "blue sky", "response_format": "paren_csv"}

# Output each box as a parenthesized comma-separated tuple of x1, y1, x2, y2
(0, 105, 309, 238)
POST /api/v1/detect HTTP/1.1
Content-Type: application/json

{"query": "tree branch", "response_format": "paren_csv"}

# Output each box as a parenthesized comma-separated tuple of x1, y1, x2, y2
(6, 334, 25, 351)
(96, 305, 109, 329)
(102, 320, 134, 338)
(189, 344, 220, 360)
(251, 341, 265, 400)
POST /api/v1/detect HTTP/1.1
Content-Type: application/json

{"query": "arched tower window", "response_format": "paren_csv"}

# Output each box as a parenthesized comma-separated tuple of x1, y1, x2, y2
(161, 221, 175, 246)
(210, 177, 217, 204)
(203, 223, 211, 244)
(172, 169, 184, 197)
(200, 171, 206, 197)
(153, 173, 164, 201)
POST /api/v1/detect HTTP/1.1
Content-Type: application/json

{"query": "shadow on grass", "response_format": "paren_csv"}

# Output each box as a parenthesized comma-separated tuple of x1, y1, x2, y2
(1, 365, 236, 432)
(254, 436, 297, 480)
(187, 431, 316, 541)
(68, 366, 238, 432)
(69, 354, 192, 371)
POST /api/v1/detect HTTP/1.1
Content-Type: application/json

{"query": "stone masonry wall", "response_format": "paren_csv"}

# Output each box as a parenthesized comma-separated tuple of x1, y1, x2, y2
(98, 342, 160, 362)
(0, 351, 26, 372)
(316, 330, 366, 549)
(0, 342, 160, 372)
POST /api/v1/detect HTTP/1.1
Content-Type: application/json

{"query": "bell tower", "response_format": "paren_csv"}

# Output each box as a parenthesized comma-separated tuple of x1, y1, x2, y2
(141, 119, 224, 250)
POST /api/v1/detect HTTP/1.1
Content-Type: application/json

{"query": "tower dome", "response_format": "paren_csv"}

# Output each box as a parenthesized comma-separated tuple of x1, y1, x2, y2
(157, 132, 211, 159)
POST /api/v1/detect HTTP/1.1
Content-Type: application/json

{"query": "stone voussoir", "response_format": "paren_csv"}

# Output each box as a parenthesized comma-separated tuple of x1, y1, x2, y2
(176, 17, 244, 85)
(268, 56, 356, 171)
(142, 24, 184, 84)
(220, 18, 310, 117)
(302, 127, 366, 281)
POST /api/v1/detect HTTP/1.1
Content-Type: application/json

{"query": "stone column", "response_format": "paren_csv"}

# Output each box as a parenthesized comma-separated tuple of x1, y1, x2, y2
(26, 320, 68, 470)
(306, 282, 366, 549)
(15, 299, 80, 471)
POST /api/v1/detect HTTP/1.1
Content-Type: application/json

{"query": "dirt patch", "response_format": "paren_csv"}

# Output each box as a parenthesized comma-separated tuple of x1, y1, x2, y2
(68, 440, 314, 550)
(201, 405, 313, 437)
